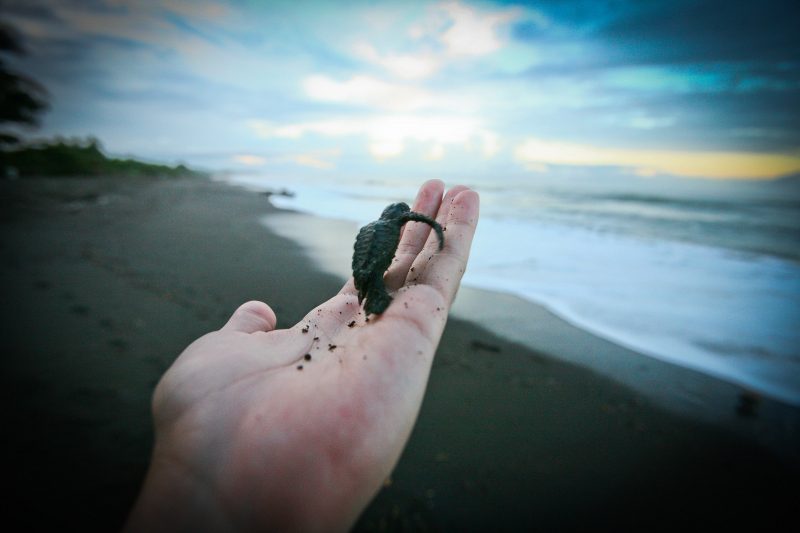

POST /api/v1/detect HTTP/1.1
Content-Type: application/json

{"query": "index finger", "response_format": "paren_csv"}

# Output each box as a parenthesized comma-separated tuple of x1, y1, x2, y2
(415, 189, 479, 304)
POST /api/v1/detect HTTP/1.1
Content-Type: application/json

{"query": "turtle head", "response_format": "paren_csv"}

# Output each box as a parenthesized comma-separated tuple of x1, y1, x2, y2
(380, 202, 410, 221)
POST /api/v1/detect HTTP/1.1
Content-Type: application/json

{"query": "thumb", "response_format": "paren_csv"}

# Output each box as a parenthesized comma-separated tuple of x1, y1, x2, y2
(222, 300, 278, 333)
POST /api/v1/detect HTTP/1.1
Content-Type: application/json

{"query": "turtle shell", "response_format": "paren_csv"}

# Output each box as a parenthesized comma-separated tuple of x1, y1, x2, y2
(352, 219, 402, 291)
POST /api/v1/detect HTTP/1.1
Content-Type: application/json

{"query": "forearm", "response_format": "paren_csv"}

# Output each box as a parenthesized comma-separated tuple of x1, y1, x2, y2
(124, 453, 236, 533)
(124, 447, 372, 533)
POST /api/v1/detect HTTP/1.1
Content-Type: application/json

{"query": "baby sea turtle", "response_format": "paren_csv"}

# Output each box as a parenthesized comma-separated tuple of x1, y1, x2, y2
(352, 202, 444, 315)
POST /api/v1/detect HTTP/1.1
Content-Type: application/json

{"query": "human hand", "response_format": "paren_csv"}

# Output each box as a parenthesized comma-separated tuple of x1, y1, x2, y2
(124, 180, 479, 532)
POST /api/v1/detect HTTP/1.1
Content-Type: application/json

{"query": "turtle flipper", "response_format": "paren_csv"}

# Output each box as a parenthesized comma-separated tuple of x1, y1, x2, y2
(361, 271, 392, 315)
(364, 287, 392, 315)
(402, 212, 445, 250)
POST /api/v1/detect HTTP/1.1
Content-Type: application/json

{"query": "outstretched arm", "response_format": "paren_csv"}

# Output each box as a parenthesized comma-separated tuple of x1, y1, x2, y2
(124, 180, 479, 532)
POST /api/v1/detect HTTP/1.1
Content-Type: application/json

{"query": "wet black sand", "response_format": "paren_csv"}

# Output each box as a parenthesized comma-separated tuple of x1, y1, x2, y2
(1, 176, 797, 531)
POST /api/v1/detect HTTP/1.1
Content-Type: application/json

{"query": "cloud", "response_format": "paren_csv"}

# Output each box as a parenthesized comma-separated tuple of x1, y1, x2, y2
(160, 0, 229, 23)
(369, 138, 406, 160)
(425, 1, 521, 57)
(481, 131, 500, 158)
(233, 154, 266, 166)
(400, 1, 521, 62)
(7, 0, 797, 177)
(347, 1, 527, 81)
(514, 138, 800, 179)
(303, 74, 433, 112)
(352, 42, 440, 80)
(249, 115, 496, 161)
(232, 148, 340, 169)
(594, 0, 800, 65)
(424, 143, 445, 160)
(627, 114, 676, 130)
(289, 149, 340, 170)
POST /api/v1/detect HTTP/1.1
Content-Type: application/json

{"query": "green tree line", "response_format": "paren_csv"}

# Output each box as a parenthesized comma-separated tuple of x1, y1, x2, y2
(0, 22, 200, 178)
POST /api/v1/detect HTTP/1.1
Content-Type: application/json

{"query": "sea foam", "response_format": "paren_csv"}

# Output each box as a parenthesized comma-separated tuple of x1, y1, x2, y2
(227, 173, 800, 405)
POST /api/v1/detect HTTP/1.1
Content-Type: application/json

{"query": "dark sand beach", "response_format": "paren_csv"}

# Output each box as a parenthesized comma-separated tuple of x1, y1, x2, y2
(2, 176, 798, 532)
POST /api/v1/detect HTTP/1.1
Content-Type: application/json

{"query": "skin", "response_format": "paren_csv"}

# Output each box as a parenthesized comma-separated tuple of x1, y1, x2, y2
(124, 181, 479, 533)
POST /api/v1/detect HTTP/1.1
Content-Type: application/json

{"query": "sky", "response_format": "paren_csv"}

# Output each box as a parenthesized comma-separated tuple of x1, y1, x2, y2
(3, 0, 800, 181)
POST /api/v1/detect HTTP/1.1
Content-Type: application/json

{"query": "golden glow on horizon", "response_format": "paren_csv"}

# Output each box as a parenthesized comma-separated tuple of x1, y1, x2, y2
(233, 154, 266, 166)
(515, 138, 800, 179)
(233, 149, 340, 170)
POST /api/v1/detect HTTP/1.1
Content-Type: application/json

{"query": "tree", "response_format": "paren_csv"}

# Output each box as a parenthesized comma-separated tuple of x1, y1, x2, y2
(0, 22, 48, 145)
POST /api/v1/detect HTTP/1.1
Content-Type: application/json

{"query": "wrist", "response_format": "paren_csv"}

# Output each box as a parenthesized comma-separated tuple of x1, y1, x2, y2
(124, 448, 235, 533)
(125, 441, 372, 533)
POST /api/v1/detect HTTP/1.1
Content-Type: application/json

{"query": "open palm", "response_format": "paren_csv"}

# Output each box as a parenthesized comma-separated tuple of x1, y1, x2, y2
(125, 181, 479, 532)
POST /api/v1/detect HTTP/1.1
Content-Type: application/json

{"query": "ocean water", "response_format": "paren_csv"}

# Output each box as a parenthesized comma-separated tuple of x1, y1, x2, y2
(224, 172, 800, 405)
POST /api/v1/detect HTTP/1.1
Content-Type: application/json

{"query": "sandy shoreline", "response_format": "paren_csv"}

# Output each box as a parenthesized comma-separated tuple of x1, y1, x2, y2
(258, 184, 800, 457)
(2, 176, 798, 531)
